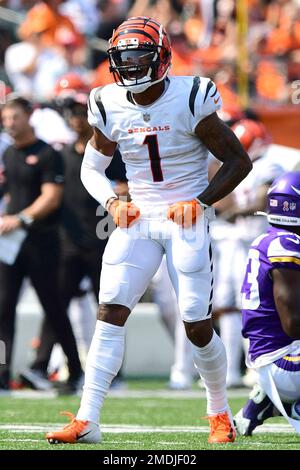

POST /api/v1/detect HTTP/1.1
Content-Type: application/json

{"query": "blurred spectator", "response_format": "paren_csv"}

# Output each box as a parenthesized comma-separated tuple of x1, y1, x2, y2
(60, 0, 101, 36)
(5, 20, 67, 100)
(255, 60, 287, 103)
(5, 17, 87, 102)
(2, 0, 300, 107)
(198, 0, 215, 47)
(18, 1, 84, 47)
(92, 0, 130, 66)
(30, 105, 76, 148)
(54, 26, 87, 79)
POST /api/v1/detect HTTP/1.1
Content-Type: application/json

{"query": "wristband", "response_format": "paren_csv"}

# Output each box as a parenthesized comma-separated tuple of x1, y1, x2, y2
(195, 198, 210, 209)
(17, 212, 34, 228)
(106, 196, 119, 212)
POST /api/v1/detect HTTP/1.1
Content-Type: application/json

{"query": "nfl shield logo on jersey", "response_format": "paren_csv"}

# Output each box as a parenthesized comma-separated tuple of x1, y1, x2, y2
(143, 113, 150, 122)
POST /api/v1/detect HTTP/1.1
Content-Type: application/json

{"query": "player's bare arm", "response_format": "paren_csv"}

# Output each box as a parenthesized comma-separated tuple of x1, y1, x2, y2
(90, 127, 117, 156)
(195, 112, 253, 206)
(273, 268, 300, 338)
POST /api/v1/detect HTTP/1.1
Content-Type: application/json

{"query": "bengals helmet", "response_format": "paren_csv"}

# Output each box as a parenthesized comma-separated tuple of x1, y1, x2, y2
(231, 119, 272, 161)
(54, 73, 89, 97)
(53, 73, 89, 109)
(107, 16, 172, 93)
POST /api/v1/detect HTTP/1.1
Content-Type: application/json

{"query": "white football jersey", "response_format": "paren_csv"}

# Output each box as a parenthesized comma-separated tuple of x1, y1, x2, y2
(88, 76, 221, 206)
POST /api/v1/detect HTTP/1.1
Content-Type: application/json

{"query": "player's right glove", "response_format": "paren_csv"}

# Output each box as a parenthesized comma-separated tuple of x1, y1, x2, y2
(108, 198, 140, 228)
(167, 199, 203, 228)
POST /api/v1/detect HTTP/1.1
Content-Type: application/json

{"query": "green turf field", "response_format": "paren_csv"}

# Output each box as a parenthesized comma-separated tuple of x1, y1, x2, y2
(0, 380, 299, 450)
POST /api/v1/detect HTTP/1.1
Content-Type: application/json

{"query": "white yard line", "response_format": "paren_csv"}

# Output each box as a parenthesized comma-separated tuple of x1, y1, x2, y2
(0, 389, 250, 399)
(0, 439, 41, 443)
(0, 423, 294, 434)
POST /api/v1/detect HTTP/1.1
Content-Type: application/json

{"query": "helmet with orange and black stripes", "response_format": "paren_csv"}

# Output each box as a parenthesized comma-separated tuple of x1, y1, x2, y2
(107, 16, 171, 93)
(231, 119, 272, 161)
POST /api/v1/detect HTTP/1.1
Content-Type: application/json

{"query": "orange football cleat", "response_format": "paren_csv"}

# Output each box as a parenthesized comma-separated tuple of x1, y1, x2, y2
(207, 411, 236, 444)
(46, 412, 101, 444)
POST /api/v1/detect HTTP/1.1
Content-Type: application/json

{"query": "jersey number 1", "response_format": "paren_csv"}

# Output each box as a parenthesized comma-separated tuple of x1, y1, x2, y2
(143, 134, 164, 182)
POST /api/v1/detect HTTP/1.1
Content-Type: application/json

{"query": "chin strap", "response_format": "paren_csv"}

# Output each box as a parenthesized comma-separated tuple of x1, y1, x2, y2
(254, 211, 300, 226)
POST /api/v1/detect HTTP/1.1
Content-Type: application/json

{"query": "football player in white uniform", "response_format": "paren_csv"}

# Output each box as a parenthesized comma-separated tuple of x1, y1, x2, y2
(46, 16, 252, 445)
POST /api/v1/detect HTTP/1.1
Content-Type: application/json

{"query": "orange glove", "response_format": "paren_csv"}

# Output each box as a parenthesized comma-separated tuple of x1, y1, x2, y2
(109, 200, 140, 228)
(167, 199, 203, 228)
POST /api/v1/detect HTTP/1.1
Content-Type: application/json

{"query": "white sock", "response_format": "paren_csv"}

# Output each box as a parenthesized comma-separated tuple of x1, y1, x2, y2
(219, 312, 243, 385)
(77, 320, 125, 424)
(192, 330, 228, 415)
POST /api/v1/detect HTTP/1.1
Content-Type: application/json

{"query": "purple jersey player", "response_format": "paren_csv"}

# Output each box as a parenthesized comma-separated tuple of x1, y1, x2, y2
(234, 171, 300, 436)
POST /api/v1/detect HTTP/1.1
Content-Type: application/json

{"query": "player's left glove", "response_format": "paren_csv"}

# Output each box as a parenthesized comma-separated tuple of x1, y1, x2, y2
(167, 199, 203, 228)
